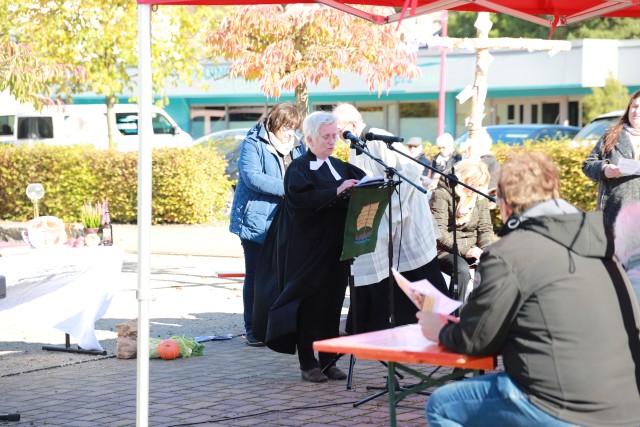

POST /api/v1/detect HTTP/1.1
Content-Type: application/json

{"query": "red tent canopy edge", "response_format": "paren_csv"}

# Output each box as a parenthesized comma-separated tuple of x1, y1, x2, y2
(137, 0, 640, 28)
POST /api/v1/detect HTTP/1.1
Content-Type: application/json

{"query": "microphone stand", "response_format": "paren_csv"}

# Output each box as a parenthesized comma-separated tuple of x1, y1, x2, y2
(345, 137, 427, 408)
(382, 141, 495, 203)
(382, 141, 495, 306)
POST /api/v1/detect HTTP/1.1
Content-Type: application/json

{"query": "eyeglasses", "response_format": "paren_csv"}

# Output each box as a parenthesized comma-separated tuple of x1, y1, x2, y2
(281, 126, 297, 133)
(338, 121, 353, 135)
(320, 133, 338, 142)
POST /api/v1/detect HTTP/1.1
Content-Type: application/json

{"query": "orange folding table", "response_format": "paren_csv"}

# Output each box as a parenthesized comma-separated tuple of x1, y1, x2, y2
(314, 323, 497, 427)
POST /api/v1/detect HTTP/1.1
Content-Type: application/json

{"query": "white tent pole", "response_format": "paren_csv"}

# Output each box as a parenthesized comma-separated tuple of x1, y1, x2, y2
(136, 4, 152, 427)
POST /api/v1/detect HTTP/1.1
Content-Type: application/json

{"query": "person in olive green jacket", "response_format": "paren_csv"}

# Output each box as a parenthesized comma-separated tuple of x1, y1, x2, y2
(429, 158, 495, 301)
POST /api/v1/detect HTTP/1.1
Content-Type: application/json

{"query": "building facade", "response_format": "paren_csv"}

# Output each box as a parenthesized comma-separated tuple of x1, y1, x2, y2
(73, 38, 640, 144)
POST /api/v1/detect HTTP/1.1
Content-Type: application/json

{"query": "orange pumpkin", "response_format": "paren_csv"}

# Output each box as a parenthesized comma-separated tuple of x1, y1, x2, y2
(157, 339, 180, 360)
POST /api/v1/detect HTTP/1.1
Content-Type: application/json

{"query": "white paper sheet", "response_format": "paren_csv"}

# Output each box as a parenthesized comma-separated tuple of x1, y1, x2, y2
(357, 175, 384, 186)
(392, 268, 462, 315)
(618, 158, 640, 176)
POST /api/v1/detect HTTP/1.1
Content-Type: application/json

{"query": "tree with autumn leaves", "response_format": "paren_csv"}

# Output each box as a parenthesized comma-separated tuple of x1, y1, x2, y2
(206, 4, 421, 112)
(0, 38, 86, 109)
(2, 1, 223, 147)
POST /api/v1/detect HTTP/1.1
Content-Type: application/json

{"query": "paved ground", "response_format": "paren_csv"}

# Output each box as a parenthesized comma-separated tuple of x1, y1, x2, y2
(0, 221, 498, 426)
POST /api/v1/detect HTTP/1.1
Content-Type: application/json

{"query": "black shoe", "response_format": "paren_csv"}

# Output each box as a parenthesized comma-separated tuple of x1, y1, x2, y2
(301, 367, 328, 383)
(245, 334, 265, 347)
(324, 365, 347, 380)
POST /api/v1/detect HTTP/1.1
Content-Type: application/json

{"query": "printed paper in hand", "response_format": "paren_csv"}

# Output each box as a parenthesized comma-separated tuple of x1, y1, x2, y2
(618, 158, 640, 176)
(392, 268, 462, 315)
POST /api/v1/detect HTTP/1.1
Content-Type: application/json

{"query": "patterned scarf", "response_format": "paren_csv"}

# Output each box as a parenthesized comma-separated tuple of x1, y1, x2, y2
(267, 131, 295, 156)
(455, 187, 478, 226)
(624, 124, 640, 137)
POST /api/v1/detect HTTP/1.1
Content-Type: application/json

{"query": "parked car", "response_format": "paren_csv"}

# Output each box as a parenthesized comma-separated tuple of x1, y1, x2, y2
(455, 124, 581, 146)
(191, 128, 250, 182)
(0, 103, 193, 150)
(571, 110, 623, 146)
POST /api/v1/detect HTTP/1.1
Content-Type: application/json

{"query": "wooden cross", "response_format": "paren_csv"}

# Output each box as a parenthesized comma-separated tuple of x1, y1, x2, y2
(423, 13, 571, 145)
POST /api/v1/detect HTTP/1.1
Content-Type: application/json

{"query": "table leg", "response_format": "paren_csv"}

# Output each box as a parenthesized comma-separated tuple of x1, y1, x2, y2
(388, 361, 396, 427)
(42, 333, 107, 356)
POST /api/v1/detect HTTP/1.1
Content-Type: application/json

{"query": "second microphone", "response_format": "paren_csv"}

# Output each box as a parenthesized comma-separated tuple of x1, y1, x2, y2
(364, 132, 404, 144)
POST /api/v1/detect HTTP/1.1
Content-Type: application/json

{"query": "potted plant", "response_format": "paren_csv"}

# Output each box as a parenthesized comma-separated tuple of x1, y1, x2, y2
(81, 201, 103, 234)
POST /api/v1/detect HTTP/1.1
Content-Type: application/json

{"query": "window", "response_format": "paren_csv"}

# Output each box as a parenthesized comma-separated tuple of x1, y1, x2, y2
(568, 101, 579, 127)
(17, 117, 53, 139)
(0, 115, 16, 135)
(0, 115, 14, 135)
(115, 113, 138, 135)
(399, 102, 437, 118)
(507, 105, 515, 122)
(536, 129, 553, 140)
(151, 112, 174, 135)
(519, 105, 524, 124)
(542, 103, 560, 124)
(532, 105, 539, 123)
(314, 104, 335, 112)
(190, 105, 266, 138)
(358, 105, 386, 131)
(399, 102, 437, 143)
(115, 112, 175, 136)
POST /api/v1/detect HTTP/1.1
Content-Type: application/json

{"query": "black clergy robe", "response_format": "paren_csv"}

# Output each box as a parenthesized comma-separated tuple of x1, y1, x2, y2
(253, 150, 365, 355)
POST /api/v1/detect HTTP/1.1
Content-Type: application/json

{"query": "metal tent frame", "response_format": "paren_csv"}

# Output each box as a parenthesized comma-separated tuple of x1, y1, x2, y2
(134, 1, 640, 425)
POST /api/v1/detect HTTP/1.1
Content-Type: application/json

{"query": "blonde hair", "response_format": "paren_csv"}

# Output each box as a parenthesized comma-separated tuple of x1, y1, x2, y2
(614, 202, 640, 264)
(455, 159, 490, 191)
(453, 159, 490, 225)
(497, 151, 560, 215)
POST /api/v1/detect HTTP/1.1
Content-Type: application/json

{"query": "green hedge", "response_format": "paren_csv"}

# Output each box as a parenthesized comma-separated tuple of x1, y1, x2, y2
(346, 139, 597, 229)
(0, 145, 231, 224)
(0, 140, 597, 226)
(490, 141, 597, 212)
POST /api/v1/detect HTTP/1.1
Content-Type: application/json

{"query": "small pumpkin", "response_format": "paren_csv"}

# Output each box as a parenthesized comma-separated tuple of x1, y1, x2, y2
(157, 339, 181, 360)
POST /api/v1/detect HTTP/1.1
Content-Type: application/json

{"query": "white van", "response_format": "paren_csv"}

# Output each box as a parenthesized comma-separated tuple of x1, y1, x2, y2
(0, 108, 64, 147)
(0, 103, 193, 151)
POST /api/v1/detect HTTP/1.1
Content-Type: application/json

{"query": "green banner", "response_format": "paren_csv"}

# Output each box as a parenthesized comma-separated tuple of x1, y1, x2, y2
(340, 186, 389, 261)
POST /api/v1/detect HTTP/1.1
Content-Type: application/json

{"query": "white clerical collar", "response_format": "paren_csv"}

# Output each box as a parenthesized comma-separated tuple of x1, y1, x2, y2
(310, 158, 341, 180)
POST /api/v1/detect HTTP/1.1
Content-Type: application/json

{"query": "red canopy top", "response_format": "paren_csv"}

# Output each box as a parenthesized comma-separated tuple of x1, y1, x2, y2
(137, 0, 640, 28)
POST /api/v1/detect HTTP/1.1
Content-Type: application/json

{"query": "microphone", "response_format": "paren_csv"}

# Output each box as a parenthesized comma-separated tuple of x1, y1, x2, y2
(364, 132, 404, 144)
(0, 413, 20, 421)
(342, 131, 367, 151)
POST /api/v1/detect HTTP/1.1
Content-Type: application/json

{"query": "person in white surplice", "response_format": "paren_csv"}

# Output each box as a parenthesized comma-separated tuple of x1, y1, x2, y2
(333, 103, 448, 333)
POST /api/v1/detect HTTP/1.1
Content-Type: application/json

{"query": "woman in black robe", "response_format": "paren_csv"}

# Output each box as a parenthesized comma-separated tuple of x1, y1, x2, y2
(255, 111, 365, 383)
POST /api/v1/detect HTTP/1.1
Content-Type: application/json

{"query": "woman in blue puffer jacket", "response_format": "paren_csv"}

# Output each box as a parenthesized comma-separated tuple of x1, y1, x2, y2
(229, 102, 306, 346)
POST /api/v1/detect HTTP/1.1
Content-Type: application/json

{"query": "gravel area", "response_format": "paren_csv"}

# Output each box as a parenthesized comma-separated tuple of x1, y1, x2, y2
(0, 253, 246, 377)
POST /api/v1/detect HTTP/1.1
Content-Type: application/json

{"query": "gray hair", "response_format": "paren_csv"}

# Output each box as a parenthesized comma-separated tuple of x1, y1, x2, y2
(436, 133, 454, 149)
(614, 202, 640, 265)
(332, 103, 363, 128)
(303, 111, 336, 141)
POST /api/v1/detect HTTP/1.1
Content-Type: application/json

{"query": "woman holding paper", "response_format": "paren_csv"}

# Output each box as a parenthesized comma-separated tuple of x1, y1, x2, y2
(582, 90, 640, 231)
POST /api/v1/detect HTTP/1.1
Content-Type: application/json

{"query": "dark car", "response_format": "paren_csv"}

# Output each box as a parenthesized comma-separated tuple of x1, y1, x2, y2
(455, 124, 581, 146)
(191, 128, 250, 182)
